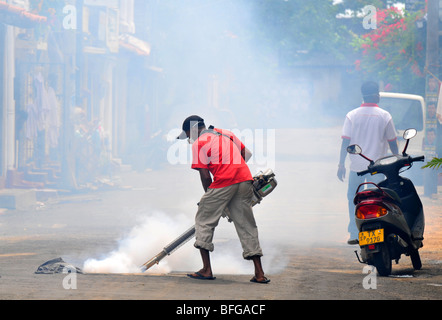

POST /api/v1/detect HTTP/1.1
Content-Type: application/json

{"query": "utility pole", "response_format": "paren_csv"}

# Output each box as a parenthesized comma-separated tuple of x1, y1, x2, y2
(426, 0, 439, 84)
(424, 0, 440, 196)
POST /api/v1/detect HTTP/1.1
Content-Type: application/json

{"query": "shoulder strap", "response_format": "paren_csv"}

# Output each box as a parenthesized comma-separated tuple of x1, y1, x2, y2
(202, 126, 233, 142)
(202, 126, 244, 154)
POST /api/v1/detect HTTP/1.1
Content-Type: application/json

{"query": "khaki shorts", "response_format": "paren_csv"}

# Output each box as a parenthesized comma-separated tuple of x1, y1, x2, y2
(194, 181, 263, 260)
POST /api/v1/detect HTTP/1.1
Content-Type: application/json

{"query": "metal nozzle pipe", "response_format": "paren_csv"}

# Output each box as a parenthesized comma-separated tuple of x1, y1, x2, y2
(140, 226, 196, 272)
(140, 250, 167, 272)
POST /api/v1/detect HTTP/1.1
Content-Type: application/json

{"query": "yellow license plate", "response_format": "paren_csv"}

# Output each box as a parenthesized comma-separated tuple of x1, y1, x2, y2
(359, 229, 384, 246)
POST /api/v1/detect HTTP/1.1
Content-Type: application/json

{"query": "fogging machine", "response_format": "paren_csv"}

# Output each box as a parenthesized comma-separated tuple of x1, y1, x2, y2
(140, 169, 277, 272)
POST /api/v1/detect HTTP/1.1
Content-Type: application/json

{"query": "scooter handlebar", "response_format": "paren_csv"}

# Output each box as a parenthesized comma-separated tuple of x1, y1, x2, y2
(357, 154, 425, 177)
(357, 169, 370, 176)
(411, 155, 425, 162)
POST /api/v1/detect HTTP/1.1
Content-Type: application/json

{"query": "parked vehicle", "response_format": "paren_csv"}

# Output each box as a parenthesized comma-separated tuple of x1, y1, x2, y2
(379, 92, 426, 184)
(348, 128, 425, 276)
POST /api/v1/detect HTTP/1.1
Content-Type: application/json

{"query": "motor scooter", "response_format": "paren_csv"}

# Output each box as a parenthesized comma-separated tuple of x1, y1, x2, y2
(347, 128, 425, 276)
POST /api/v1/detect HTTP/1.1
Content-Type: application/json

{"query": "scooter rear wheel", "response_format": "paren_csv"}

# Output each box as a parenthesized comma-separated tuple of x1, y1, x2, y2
(371, 243, 392, 276)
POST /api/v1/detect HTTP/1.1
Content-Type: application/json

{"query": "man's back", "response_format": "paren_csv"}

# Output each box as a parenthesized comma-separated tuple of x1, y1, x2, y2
(342, 103, 397, 171)
(191, 128, 253, 188)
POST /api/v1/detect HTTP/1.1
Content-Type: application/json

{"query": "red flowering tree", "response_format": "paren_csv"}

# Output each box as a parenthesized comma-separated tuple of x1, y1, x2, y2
(351, 6, 426, 93)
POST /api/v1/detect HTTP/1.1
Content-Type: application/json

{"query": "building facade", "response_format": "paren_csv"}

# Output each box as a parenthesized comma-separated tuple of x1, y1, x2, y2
(0, 0, 156, 191)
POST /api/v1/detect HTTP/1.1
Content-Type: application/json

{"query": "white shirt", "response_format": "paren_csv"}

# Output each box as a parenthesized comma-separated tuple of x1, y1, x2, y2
(342, 103, 397, 172)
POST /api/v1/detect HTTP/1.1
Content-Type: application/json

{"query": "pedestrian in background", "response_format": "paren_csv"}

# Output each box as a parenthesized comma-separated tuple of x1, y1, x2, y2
(337, 81, 399, 245)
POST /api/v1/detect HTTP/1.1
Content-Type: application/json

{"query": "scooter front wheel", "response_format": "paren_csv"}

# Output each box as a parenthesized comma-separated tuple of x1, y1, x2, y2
(370, 243, 392, 276)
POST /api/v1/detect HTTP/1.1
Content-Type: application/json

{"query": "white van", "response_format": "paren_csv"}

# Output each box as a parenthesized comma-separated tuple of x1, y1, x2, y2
(378, 92, 426, 184)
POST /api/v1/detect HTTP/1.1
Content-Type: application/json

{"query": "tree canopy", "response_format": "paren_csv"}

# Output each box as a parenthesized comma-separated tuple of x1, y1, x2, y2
(249, 0, 427, 93)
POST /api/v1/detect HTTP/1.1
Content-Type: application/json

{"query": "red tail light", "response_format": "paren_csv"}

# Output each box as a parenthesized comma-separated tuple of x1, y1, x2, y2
(356, 201, 388, 219)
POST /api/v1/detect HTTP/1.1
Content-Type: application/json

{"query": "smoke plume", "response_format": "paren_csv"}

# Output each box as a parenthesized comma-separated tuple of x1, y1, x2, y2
(83, 210, 288, 275)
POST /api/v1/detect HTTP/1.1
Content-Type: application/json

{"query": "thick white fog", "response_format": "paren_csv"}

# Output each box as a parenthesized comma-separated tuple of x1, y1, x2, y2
(79, 0, 354, 275)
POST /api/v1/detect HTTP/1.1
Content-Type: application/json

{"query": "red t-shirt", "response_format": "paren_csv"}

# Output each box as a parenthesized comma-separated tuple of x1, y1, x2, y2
(191, 128, 253, 189)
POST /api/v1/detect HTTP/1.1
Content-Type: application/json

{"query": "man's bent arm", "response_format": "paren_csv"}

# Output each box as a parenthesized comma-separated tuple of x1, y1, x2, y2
(198, 168, 212, 192)
(242, 147, 252, 163)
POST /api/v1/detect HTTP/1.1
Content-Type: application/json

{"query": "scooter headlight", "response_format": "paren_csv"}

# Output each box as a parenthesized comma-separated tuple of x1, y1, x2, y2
(356, 201, 388, 220)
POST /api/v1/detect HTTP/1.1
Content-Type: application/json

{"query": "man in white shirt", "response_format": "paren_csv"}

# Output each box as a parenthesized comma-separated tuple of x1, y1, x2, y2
(337, 81, 399, 244)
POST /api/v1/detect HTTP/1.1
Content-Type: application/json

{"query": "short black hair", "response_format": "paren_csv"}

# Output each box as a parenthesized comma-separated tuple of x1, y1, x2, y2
(176, 115, 206, 139)
(361, 81, 379, 97)
(182, 115, 205, 132)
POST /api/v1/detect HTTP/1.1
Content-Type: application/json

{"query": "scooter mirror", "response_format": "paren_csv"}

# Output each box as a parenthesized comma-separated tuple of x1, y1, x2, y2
(347, 144, 362, 155)
(403, 128, 417, 140)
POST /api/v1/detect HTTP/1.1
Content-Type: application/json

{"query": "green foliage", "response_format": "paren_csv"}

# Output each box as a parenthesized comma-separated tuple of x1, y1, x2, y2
(250, 0, 355, 65)
(349, 5, 426, 93)
(422, 158, 442, 170)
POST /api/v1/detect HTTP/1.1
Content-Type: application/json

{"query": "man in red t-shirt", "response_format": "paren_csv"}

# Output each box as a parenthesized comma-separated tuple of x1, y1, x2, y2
(177, 115, 269, 284)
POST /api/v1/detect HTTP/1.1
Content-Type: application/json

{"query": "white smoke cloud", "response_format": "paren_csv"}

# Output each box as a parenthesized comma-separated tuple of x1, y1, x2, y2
(82, 210, 287, 275)
(83, 212, 194, 274)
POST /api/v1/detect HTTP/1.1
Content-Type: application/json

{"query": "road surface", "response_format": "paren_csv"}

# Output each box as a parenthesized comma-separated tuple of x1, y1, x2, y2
(0, 127, 440, 309)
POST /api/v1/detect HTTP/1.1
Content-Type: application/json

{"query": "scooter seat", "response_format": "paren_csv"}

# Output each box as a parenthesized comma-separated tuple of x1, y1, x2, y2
(369, 187, 401, 204)
(354, 187, 401, 205)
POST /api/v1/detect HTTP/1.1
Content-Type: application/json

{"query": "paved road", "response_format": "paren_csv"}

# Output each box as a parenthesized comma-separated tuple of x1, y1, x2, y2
(0, 127, 440, 311)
